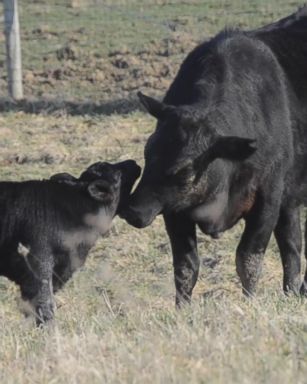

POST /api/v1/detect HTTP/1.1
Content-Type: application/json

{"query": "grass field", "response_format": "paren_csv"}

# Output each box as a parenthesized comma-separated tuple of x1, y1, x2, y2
(0, 1, 307, 383)
(0, 0, 305, 101)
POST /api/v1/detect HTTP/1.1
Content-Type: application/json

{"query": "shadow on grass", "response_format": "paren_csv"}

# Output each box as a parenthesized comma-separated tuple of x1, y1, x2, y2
(0, 96, 143, 116)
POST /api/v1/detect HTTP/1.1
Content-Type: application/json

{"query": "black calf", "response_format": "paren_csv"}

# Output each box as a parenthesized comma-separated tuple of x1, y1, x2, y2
(0, 160, 140, 324)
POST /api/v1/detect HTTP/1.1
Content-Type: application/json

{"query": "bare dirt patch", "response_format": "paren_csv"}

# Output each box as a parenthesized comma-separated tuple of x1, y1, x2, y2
(16, 32, 197, 102)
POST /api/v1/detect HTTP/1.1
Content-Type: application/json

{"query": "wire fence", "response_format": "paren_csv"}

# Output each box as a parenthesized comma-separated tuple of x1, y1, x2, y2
(0, 0, 304, 109)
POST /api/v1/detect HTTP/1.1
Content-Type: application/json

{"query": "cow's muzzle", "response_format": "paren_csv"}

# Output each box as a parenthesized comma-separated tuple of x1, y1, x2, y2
(119, 205, 156, 228)
(120, 194, 163, 228)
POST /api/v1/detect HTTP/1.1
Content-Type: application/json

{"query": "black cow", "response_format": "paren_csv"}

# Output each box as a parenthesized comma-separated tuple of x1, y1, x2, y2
(121, 7, 307, 306)
(0, 160, 140, 324)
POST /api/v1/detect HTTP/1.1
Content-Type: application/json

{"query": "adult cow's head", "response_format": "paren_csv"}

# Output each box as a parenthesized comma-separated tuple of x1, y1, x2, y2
(120, 92, 257, 228)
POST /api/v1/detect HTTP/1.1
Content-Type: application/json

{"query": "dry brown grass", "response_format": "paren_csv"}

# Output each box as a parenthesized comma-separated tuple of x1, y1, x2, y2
(1, 1, 307, 382)
(0, 111, 307, 383)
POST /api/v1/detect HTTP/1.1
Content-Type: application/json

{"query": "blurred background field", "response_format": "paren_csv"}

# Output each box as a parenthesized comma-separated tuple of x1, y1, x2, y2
(0, 0, 304, 103)
(0, 1, 307, 383)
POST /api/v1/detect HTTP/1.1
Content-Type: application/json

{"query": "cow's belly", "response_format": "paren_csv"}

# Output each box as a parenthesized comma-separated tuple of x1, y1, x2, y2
(188, 190, 255, 238)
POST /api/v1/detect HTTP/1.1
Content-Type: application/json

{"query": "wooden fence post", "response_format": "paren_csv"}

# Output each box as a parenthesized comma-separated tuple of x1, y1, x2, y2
(3, 0, 23, 100)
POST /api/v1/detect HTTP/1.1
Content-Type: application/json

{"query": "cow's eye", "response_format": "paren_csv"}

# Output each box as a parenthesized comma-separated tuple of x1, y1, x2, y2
(166, 166, 192, 186)
(176, 167, 191, 179)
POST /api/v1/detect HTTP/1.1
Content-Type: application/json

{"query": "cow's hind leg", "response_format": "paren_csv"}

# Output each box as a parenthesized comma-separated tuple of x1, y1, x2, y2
(274, 206, 301, 294)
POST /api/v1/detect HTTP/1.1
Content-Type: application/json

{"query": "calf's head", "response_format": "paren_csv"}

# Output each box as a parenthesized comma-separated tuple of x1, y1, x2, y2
(51, 160, 141, 215)
(121, 92, 257, 228)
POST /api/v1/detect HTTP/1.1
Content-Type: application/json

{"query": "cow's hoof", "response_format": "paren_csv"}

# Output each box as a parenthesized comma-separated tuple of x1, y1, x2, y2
(300, 281, 307, 297)
(283, 280, 300, 296)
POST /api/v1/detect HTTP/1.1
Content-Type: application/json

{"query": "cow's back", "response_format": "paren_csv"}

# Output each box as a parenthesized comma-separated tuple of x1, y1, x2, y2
(251, 7, 307, 202)
(253, 6, 307, 103)
(163, 9, 307, 202)
(165, 31, 292, 160)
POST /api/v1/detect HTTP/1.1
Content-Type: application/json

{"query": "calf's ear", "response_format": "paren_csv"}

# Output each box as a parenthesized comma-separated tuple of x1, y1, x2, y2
(88, 180, 114, 203)
(50, 172, 78, 186)
(194, 136, 256, 184)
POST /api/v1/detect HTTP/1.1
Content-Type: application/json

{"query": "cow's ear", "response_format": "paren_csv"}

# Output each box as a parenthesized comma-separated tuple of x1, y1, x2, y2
(138, 91, 171, 119)
(210, 136, 257, 161)
(193, 136, 256, 184)
(88, 180, 114, 203)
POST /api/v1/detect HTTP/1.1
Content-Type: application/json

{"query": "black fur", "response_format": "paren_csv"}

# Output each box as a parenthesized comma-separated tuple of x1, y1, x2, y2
(0, 160, 140, 324)
(121, 7, 307, 305)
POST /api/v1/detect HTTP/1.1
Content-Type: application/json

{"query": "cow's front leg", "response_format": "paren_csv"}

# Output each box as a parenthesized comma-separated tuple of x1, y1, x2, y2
(164, 213, 199, 307)
(236, 190, 282, 296)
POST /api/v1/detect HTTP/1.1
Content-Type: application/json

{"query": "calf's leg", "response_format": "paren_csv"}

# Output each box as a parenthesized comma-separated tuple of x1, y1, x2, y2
(19, 246, 55, 325)
(164, 213, 199, 307)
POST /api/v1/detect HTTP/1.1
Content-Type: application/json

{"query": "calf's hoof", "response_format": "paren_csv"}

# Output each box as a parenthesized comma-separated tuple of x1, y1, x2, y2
(35, 305, 54, 327)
